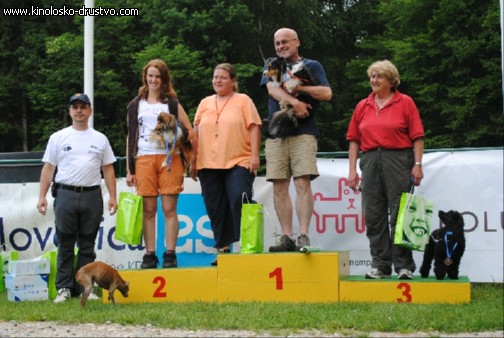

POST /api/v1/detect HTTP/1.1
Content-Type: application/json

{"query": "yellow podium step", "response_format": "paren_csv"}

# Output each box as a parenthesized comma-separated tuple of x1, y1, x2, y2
(106, 267, 217, 304)
(217, 251, 349, 303)
(339, 275, 471, 304)
(102, 251, 349, 304)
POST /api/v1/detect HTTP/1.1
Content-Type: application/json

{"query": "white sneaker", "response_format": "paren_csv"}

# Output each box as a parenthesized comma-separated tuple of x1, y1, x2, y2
(54, 288, 71, 303)
(87, 291, 101, 301)
(398, 269, 413, 280)
(365, 268, 391, 279)
(80, 290, 101, 301)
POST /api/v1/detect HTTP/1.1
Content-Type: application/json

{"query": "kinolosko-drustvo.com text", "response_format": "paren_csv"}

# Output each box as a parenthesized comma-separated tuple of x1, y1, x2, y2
(3, 5, 139, 17)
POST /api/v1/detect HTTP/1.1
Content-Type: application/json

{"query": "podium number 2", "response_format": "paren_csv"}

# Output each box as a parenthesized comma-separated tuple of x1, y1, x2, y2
(269, 267, 283, 290)
(153, 276, 167, 298)
(396, 282, 412, 302)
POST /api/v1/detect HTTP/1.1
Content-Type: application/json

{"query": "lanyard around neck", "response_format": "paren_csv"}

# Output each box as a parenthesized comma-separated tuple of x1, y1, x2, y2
(444, 231, 458, 259)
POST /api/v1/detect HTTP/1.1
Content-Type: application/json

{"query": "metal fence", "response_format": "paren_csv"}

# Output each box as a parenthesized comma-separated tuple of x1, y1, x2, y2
(1, 147, 502, 183)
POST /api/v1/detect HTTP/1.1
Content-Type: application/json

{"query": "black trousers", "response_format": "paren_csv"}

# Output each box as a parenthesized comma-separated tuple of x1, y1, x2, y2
(360, 148, 416, 274)
(53, 188, 103, 294)
(198, 166, 255, 249)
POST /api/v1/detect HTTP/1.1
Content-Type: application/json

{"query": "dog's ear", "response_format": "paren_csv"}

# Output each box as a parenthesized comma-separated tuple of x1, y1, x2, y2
(453, 211, 464, 228)
(265, 57, 276, 67)
(274, 57, 287, 72)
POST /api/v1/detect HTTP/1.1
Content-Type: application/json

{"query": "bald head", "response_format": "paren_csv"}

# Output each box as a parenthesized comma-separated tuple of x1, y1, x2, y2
(274, 28, 298, 40)
(273, 28, 300, 62)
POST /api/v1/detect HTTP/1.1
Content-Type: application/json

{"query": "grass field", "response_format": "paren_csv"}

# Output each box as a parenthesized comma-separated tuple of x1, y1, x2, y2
(0, 283, 502, 335)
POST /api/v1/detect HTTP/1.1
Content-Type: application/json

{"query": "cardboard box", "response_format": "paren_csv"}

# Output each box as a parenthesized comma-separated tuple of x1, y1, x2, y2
(5, 273, 49, 290)
(8, 258, 50, 276)
(7, 287, 49, 302)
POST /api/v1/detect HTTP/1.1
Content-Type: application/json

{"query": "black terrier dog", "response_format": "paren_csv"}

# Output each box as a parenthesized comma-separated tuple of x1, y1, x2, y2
(419, 210, 466, 280)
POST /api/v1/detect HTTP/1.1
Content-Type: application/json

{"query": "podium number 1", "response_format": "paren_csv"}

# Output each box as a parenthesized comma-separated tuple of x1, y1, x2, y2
(269, 267, 283, 290)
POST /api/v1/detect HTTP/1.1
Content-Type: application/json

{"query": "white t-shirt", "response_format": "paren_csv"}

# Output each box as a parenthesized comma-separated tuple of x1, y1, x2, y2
(136, 99, 175, 156)
(42, 126, 116, 186)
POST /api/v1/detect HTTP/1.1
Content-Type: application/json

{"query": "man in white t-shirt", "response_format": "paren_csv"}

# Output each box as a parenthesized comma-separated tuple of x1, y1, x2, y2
(37, 93, 117, 303)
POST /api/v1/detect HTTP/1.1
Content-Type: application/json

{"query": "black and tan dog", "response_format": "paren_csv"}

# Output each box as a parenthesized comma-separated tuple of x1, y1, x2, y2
(150, 112, 193, 172)
(419, 210, 466, 280)
(263, 57, 314, 138)
(76, 261, 129, 307)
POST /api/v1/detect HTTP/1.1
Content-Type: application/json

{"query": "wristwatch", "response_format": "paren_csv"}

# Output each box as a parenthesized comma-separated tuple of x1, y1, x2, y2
(414, 162, 422, 167)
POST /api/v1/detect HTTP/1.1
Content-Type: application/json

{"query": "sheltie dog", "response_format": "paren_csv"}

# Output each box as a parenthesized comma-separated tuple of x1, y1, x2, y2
(150, 112, 193, 172)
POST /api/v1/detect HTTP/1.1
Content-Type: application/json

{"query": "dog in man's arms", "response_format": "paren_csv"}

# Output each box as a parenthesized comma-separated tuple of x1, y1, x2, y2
(263, 57, 317, 138)
(419, 210, 466, 280)
(149, 112, 193, 172)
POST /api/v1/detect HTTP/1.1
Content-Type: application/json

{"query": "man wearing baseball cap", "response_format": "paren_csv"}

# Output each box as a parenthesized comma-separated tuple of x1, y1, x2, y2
(37, 93, 117, 303)
(68, 93, 92, 106)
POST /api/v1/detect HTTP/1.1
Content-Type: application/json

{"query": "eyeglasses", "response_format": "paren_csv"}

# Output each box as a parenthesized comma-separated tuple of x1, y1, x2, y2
(274, 38, 297, 47)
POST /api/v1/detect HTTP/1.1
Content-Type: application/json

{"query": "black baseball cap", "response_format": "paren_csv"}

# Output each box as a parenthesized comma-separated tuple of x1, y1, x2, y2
(69, 93, 91, 106)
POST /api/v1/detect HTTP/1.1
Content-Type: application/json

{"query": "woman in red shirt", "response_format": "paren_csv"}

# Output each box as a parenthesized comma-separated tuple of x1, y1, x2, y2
(346, 60, 425, 280)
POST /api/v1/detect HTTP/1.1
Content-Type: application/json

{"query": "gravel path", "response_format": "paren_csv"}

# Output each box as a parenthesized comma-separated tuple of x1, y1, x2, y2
(0, 321, 502, 337)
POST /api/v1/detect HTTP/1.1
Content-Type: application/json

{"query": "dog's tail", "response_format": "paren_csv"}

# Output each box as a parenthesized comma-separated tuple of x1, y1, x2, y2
(268, 106, 298, 137)
(177, 123, 193, 172)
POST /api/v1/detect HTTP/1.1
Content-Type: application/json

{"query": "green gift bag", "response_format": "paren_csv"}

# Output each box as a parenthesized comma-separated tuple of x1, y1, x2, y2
(394, 187, 434, 251)
(41, 251, 57, 300)
(1, 251, 19, 292)
(115, 191, 143, 245)
(240, 194, 264, 254)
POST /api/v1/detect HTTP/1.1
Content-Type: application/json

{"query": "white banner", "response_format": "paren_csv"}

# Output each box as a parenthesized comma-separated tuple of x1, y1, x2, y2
(0, 149, 502, 282)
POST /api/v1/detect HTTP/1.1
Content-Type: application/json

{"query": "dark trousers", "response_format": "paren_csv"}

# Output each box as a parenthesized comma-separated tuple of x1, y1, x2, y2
(54, 188, 103, 294)
(198, 166, 255, 249)
(360, 148, 416, 274)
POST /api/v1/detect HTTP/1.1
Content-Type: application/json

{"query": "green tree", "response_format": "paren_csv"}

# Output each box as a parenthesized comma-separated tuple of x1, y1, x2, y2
(0, 0, 501, 156)
(0, 0, 79, 152)
(346, 0, 503, 149)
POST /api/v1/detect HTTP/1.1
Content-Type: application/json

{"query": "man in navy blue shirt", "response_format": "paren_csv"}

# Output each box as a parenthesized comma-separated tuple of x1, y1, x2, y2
(260, 28, 332, 252)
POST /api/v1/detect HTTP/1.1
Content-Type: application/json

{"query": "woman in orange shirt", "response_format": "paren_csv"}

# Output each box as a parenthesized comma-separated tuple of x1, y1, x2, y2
(191, 63, 262, 266)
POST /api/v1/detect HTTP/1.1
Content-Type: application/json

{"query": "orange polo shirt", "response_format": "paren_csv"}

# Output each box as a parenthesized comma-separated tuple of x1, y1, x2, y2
(194, 93, 261, 170)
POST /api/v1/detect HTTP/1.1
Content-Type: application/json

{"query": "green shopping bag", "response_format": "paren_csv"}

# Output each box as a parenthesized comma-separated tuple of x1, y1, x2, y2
(240, 194, 264, 254)
(394, 187, 434, 251)
(115, 191, 143, 245)
(41, 251, 57, 300)
(1, 251, 19, 292)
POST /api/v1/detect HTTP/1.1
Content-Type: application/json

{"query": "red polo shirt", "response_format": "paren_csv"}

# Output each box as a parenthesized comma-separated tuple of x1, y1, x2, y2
(346, 90, 424, 152)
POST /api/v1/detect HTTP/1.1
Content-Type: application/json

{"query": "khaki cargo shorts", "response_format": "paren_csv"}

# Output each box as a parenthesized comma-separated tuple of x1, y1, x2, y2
(265, 134, 319, 181)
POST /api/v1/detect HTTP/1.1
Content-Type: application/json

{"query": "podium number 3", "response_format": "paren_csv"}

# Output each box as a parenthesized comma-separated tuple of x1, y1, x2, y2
(269, 267, 283, 290)
(396, 282, 412, 302)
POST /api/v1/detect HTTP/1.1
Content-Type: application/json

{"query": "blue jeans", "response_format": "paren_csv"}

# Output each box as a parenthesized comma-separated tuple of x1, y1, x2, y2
(198, 166, 255, 248)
